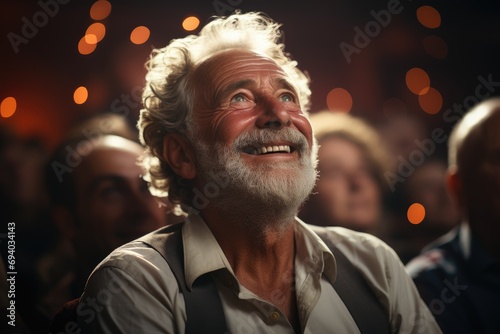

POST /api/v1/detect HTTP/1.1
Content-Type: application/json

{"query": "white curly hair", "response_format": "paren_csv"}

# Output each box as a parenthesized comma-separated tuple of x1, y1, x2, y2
(138, 11, 311, 207)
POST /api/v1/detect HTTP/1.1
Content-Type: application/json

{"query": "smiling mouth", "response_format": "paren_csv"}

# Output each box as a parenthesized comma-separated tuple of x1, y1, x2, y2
(242, 145, 296, 155)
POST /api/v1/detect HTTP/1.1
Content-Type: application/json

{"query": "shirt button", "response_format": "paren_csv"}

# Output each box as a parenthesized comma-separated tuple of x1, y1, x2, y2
(269, 311, 280, 321)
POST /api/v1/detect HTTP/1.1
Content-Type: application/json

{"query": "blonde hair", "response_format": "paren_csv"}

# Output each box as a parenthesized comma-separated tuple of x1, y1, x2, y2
(310, 111, 390, 188)
(138, 12, 311, 205)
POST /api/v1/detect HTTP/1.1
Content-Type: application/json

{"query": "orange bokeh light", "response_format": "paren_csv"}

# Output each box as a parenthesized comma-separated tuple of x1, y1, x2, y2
(84, 34, 97, 44)
(130, 26, 150, 45)
(74, 86, 89, 105)
(182, 16, 200, 31)
(90, 0, 112, 20)
(419, 87, 443, 115)
(1, 97, 17, 118)
(417, 6, 441, 29)
(86, 22, 106, 44)
(78, 36, 97, 55)
(423, 35, 448, 59)
(406, 67, 430, 95)
(407, 203, 426, 225)
(326, 88, 353, 113)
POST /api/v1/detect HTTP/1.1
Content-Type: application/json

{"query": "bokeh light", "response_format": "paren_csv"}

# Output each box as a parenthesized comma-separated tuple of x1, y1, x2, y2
(182, 16, 200, 31)
(84, 34, 97, 44)
(407, 203, 426, 225)
(74, 86, 88, 105)
(418, 87, 443, 114)
(86, 23, 106, 44)
(423, 35, 448, 59)
(406, 67, 430, 95)
(130, 26, 150, 45)
(326, 88, 353, 113)
(90, 0, 112, 20)
(417, 6, 441, 29)
(1, 97, 17, 118)
(78, 36, 97, 55)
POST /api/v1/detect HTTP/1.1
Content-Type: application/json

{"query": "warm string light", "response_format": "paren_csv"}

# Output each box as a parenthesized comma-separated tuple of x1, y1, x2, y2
(326, 88, 353, 113)
(1, 97, 17, 118)
(182, 16, 200, 31)
(90, 0, 112, 21)
(130, 26, 150, 45)
(407, 203, 426, 225)
(74, 86, 88, 105)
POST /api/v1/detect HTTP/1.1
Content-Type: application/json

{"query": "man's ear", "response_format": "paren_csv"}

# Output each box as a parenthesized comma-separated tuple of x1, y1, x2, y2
(162, 133, 197, 179)
(447, 167, 465, 209)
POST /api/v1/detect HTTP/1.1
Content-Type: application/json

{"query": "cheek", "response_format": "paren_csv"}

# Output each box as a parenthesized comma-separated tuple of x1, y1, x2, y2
(292, 114, 313, 147)
(84, 201, 123, 230)
(207, 109, 257, 144)
(317, 178, 346, 204)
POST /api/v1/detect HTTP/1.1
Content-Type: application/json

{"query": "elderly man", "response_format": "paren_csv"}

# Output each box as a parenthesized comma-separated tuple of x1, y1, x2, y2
(407, 98, 500, 333)
(78, 12, 440, 333)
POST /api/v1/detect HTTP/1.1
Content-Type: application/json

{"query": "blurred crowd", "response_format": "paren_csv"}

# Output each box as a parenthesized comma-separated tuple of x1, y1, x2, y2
(0, 99, 491, 332)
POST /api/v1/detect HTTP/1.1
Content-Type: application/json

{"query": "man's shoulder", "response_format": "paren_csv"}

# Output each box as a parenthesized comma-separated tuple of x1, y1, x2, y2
(308, 224, 395, 254)
(92, 236, 173, 277)
(406, 228, 461, 280)
(305, 224, 403, 273)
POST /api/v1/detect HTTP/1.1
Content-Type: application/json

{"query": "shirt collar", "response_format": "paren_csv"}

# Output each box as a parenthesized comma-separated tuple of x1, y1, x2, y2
(458, 220, 471, 259)
(294, 217, 337, 284)
(182, 214, 337, 290)
(182, 213, 232, 290)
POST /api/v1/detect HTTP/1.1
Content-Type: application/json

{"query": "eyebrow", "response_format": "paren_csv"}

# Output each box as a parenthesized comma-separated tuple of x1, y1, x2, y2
(216, 79, 253, 104)
(275, 78, 298, 95)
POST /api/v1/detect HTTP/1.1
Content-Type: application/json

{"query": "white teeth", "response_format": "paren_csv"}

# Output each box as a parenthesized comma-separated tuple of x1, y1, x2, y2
(252, 145, 292, 155)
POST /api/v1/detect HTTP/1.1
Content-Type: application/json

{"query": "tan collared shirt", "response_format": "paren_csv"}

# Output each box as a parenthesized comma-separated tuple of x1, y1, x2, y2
(78, 215, 441, 333)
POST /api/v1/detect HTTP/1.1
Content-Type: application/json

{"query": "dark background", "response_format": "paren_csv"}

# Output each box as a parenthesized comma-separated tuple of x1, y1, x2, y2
(1, 0, 499, 150)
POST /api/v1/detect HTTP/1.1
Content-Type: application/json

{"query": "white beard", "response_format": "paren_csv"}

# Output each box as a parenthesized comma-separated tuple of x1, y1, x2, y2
(191, 128, 318, 226)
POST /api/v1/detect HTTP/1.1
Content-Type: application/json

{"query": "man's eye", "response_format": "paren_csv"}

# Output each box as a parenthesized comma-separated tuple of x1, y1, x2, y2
(98, 185, 124, 201)
(230, 94, 247, 103)
(280, 93, 294, 102)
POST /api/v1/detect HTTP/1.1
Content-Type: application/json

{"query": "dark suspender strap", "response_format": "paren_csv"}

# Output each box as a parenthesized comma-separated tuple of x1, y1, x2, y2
(315, 229, 390, 334)
(138, 223, 227, 334)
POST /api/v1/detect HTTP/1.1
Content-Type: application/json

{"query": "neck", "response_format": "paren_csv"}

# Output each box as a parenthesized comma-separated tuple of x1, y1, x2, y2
(202, 203, 296, 279)
(201, 203, 300, 331)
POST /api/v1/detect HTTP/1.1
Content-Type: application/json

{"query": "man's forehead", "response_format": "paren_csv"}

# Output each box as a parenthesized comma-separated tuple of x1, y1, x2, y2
(75, 145, 142, 180)
(193, 49, 288, 79)
(483, 108, 500, 144)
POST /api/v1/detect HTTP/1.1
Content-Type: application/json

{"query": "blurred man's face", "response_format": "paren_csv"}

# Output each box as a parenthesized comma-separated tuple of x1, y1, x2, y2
(73, 138, 166, 259)
(462, 110, 500, 225)
(313, 137, 382, 231)
(188, 49, 317, 211)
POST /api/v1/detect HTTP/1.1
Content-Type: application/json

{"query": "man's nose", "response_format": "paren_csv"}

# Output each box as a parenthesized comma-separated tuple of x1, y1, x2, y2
(256, 98, 291, 129)
(348, 172, 365, 193)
